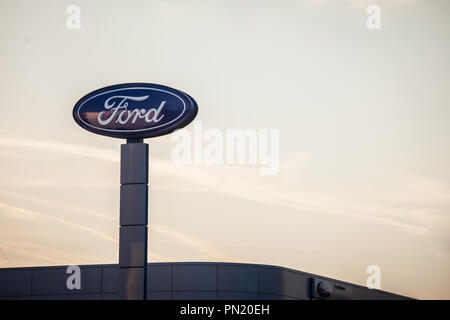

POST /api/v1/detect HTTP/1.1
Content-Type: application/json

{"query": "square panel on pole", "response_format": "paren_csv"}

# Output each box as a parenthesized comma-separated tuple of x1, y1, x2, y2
(120, 184, 148, 226)
(120, 143, 148, 185)
(119, 226, 148, 268)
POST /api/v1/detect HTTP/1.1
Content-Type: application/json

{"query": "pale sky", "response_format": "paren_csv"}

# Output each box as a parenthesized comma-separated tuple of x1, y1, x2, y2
(0, 0, 449, 299)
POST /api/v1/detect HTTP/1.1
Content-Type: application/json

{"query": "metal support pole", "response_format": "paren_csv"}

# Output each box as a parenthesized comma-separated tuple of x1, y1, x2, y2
(119, 138, 148, 300)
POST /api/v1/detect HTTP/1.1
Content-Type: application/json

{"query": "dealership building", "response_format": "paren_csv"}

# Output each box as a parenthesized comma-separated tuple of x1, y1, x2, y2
(0, 262, 410, 300)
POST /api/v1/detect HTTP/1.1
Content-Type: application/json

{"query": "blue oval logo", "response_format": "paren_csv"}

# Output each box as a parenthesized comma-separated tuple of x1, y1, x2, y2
(73, 83, 198, 139)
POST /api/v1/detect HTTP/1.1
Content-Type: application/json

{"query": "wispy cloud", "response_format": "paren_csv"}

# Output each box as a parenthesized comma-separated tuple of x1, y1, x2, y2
(0, 200, 215, 265)
(151, 158, 437, 235)
(0, 201, 118, 244)
(152, 223, 235, 261)
(0, 136, 119, 163)
(0, 188, 116, 222)
(1, 135, 442, 236)
(0, 241, 71, 266)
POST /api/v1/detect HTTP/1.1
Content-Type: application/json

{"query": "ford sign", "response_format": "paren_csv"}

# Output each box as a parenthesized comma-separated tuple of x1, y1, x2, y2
(73, 83, 198, 139)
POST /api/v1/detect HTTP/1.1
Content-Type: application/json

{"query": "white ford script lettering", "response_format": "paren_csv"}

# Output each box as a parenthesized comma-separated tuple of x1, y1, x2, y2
(98, 95, 165, 126)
